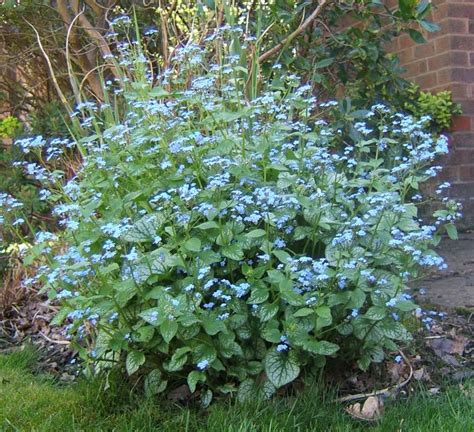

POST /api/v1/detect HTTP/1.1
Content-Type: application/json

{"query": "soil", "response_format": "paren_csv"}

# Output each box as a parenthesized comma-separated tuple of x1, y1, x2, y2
(414, 233, 474, 310)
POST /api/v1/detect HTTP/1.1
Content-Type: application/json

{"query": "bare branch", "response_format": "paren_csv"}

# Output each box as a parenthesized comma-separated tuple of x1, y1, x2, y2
(258, 0, 329, 64)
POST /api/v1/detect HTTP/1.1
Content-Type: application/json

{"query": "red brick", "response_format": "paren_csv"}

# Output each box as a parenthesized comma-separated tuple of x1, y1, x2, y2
(450, 35, 474, 50)
(470, 53, 474, 66)
(449, 82, 471, 98)
(414, 41, 436, 59)
(398, 47, 415, 65)
(451, 51, 470, 66)
(414, 72, 438, 89)
(445, 148, 474, 164)
(459, 165, 474, 181)
(451, 115, 472, 132)
(445, 18, 469, 34)
(438, 165, 460, 182)
(449, 183, 474, 201)
(448, 3, 474, 19)
(403, 60, 428, 77)
(457, 99, 474, 115)
(432, 3, 449, 22)
(451, 67, 474, 82)
(428, 51, 469, 70)
(399, 34, 415, 50)
(437, 68, 452, 85)
(450, 133, 474, 149)
(434, 35, 452, 53)
(385, 39, 399, 52)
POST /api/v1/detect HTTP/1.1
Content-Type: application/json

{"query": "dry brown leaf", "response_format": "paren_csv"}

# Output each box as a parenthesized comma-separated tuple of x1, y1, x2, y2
(413, 368, 425, 381)
(345, 396, 383, 421)
(167, 384, 192, 402)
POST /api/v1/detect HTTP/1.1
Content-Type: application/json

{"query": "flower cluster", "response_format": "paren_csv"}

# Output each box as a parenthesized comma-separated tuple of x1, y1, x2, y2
(14, 28, 460, 402)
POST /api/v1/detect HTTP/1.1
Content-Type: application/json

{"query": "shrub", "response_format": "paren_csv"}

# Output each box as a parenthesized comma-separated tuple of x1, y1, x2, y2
(0, 116, 22, 139)
(404, 84, 462, 133)
(9, 30, 460, 403)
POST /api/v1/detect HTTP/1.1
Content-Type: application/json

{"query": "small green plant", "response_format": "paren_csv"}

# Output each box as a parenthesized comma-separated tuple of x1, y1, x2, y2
(404, 84, 462, 132)
(3, 26, 461, 404)
(0, 116, 22, 139)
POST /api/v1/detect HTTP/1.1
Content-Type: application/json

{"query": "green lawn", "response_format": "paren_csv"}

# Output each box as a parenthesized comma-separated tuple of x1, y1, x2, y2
(1, 347, 473, 432)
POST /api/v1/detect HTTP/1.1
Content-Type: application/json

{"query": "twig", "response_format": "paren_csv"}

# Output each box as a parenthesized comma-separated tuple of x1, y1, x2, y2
(38, 331, 70, 346)
(66, 8, 85, 105)
(23, 19, 73, 114)
(336, 350, 413, 403)
(258, 0, 329, 63)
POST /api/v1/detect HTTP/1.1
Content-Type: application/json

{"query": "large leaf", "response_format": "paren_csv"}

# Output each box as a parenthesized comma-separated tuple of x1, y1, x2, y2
(303, 340, 340, 356)
(166, 347, 191, 371)
(144, 369, 167, 396)
(183, 237, 202, 253)
(160, 320, 178, 343)
(126, 351, 145, 375)
(187, 371, 206, 393)
(264, 350, 300, 388)
(122, 213, 164, 242)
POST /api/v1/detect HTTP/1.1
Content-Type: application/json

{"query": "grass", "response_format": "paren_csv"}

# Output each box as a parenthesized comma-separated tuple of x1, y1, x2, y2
(0, 347, 473, 431)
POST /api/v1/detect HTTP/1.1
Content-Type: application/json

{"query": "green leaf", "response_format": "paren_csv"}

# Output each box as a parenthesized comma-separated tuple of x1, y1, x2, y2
(408, 29, 426, 44)
(420, 20, 439, 33)
(303, 340, 340, 356)
(139, 307, 164, 326)
(201, 389, 213, 408)
(395, 300, 417, 312)
(262, 327, 281, 343)
(314, 58, 334, 69)
(264, 350, 300, 388)
(273, 249, 291, 264)
(293, 307, 314, 318)
(446, 223, 458, 240)
(222, 244, 244, 261)
(144, 369, 167, 396)
(315, 306, 331, 320)
(377, 321, 411, 341)
(166, 347, 190, 371)
(149, 86, 170, 98)
(365, 306, 386, 321)
(160, 320, 178, 343)
(126, 351, 145, 375)
(245, 229, 266, 238)
(187, 371, 205, 393)
(194, 343, 217, 361)
(135, 326, 155, 342)
(115, 279, 137, 307)
(202, 315, 226, 335)
(238, 379, 258, 403)
(183, 237, 202, 253)
(258, 302, 279, 322)
(196, 221, 220, 230)
(349, 289, 366, 309)
(247, 287, 269, 304)
(122, 214, 164, 242)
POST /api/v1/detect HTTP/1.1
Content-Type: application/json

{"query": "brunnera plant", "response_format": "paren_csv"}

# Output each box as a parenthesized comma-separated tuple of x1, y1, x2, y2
(6, 27, 460, 404)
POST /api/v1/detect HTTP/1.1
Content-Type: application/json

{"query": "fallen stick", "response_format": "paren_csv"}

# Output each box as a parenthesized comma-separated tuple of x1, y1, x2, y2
(336, 350, 413, 403)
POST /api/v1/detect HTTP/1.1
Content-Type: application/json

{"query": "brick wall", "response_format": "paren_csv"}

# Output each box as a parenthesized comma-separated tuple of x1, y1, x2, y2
(386, 0, 474, 227)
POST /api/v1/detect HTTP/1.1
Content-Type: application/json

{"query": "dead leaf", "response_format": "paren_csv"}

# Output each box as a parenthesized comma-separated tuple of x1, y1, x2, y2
(429, 336, 468, 357)
(451, 370, 474, 382)
(428, 387, 440, 395)
(345, 396, 383, 421)
(413, 368, 425, 381)
(167, 384, 191, 402)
